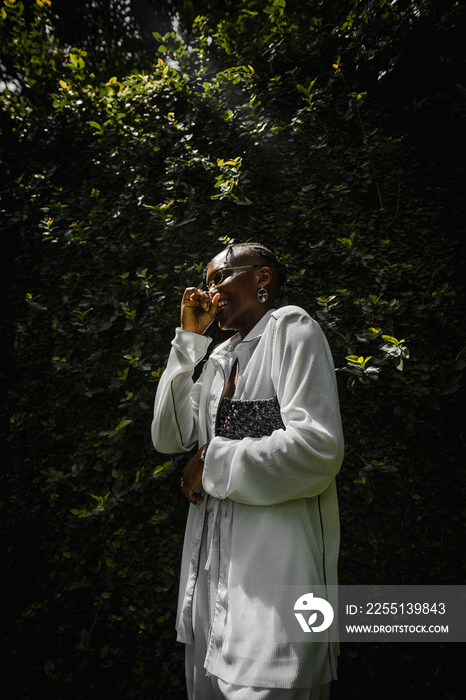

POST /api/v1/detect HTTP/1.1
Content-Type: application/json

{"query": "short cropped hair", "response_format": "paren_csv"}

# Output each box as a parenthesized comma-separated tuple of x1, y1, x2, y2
(225, 242, 287, 290)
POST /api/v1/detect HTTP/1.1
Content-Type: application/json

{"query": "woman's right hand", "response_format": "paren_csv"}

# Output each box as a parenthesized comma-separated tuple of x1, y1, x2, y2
(181, 287, 220, 335)
(181, 444, 207, 505)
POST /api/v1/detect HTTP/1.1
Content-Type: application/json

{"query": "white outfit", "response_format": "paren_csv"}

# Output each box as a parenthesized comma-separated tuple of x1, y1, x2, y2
(152, 306, 344, 696)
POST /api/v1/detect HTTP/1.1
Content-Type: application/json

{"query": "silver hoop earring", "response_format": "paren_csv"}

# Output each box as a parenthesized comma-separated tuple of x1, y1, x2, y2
(257, 286, 268, 303)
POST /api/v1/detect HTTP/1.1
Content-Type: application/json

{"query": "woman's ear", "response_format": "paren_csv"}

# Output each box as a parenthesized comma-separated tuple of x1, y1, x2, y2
(258, 266, 272, 287)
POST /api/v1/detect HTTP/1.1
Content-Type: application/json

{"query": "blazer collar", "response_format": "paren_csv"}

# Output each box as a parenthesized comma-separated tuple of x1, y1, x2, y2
(241, 308, 275, 343)
(211, 309, 275, 359)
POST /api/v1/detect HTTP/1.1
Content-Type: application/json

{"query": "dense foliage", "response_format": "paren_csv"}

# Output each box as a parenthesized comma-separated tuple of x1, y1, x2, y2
(1, 0, 465, 697)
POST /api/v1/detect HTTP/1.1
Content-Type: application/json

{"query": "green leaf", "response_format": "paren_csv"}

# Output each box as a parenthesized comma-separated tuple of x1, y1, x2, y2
(87, 121, 103, 133)
(116, 420, 132, 430)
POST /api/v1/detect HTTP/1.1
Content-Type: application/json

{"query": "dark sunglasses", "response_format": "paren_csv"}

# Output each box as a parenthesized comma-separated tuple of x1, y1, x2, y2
(207, 265, 261, 290)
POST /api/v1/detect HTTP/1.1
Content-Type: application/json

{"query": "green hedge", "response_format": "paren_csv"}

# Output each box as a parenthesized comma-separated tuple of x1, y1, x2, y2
(1, 0, 465, 697)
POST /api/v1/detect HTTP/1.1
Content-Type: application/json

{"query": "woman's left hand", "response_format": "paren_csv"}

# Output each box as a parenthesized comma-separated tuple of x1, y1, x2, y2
(181, 444, 207, 504)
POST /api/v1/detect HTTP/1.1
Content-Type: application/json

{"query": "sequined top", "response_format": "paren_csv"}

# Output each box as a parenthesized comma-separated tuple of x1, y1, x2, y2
(217, 396, 284, 440)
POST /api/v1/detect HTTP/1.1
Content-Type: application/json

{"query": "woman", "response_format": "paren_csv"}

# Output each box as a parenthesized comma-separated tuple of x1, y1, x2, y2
(152, 243, 344, 699)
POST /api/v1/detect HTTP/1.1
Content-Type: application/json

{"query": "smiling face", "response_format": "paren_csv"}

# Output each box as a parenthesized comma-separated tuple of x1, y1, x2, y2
(205, 249, 273, 338)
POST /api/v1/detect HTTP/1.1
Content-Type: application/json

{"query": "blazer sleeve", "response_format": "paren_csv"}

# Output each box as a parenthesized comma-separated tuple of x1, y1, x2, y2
(151, 328, 212, 454)
(202, 310, 344, 505)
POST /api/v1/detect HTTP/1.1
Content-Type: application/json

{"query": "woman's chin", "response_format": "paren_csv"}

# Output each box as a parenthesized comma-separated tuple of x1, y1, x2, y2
(216, 305, 229, 328)
(217, 315, 236, 333)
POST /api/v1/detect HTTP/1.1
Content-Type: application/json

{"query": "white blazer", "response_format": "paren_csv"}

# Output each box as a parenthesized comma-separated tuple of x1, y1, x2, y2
(152, 306, 344, 689)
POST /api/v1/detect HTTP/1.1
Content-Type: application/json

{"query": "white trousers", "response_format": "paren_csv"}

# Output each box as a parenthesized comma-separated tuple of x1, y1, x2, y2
(185, 513, 331, 700)
(186, 640, 330, 698)
(186, 642, 330, 698)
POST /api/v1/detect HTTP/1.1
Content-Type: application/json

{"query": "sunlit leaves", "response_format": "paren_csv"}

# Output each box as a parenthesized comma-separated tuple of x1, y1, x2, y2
(296, 79, 316, 106)
(2, 1, 465, 698)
